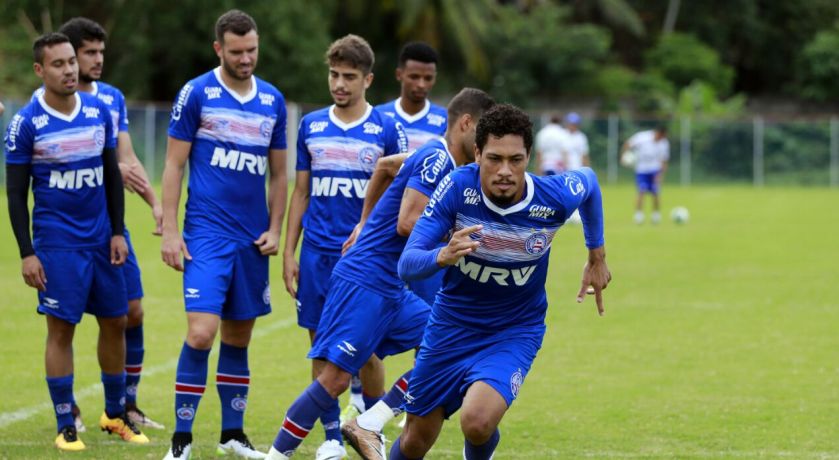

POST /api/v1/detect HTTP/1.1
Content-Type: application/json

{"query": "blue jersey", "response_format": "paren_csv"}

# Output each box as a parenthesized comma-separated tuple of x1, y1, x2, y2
(168, 68, 287, 242)
(376, 98, 446, 152)
(4, 92, 116, 249)
(33, 81, 128, 142)
(297, 104, 408, 252)
(333, 138, 456, 296)
(402, 164, 604, 330)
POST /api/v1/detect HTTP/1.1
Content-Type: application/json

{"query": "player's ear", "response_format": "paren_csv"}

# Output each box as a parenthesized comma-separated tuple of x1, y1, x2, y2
(459, 113, 473, 133)
(395, 66, 402, 82)
(213, 41, 222, 58)
(364, 72, 374, 89)
(33, 62, 43, 78)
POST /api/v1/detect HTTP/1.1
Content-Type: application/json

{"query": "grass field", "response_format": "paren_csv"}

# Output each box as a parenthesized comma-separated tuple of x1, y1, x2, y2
(0, 184, 837, 459)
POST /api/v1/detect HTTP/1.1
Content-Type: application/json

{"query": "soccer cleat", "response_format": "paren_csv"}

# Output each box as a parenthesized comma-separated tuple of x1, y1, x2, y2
(266, 446, 291, 460)
(72, 403, 86, 433)
(217, 433, 266, 458)
(126, 404, 165, 429)
(634, 211, 645, 225)
(99, 411, 150, 443)
(339, 402, 362, 425)
(164, 432, 192, 460)
(341, 418, 386, 460)
(315, 439, 348, 460)
(55, 425, 86, 451)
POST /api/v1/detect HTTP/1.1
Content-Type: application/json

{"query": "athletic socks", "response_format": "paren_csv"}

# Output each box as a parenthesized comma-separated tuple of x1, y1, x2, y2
(272, 380, 336, 455)
(362, 392, 382, 411)
(357, 370, 411, 432)
(464, 428, 500, 460)
(390, 436, 423, 460)
(46, 374, 74, 432)
(174, 342, 210, 433)
(124, 325, 144, 405)
(320, 398, 342, 442)
(349, 375, 364, 410)
(216, 342, 250, 431)
(101, 372, 126, 418)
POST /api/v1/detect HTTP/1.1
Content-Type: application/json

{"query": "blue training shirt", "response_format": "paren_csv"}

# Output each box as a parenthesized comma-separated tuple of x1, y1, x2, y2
(399, 164, 604, 331)
(297, 104, 408, 252)
(333, 138, 457, 297)
(376, 98, 446, 153)
(33, 80, 129, 143)
(168, 67, 287, 242)
(4, 91, 116, 249)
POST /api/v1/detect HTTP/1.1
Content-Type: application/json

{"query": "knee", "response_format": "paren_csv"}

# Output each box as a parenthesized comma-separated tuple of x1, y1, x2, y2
(460, 410, 496, 445)
(317, 366, 351, 397)
(187, 326, 216, 350)
(126, 300, 143, 326)
(400, 427, 434, 457)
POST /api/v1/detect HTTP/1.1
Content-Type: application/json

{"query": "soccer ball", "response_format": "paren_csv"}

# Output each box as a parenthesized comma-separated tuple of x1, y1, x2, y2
(620, 151, 636, 167)
(670, 206, 689, 224)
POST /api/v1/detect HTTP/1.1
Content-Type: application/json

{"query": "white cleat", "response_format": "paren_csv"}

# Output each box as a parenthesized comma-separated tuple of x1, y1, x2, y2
(316, 439, 348, 460)
(126, 406, 165, 430)
(163, 442, 192, 460)
(217, 437, 267, 458)
(266, 446, 291, 460)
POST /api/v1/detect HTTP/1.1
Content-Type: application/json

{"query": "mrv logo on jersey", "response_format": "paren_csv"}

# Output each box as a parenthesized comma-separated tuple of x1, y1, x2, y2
(456, 258, 537, 286)
(49, 166, 103, 190)
(210, 147, 267, 175)
(311, 176, 368, 198)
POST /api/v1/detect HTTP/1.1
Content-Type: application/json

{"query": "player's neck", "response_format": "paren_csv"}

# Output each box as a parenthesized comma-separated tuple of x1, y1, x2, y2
(42, 90, 78, 115)
(76, 80, 95, 94)
(219, 67, 253, 97)
(333, 99, 369, 124)
(398, 96, 425, 116)
(445, 132, 469, 166)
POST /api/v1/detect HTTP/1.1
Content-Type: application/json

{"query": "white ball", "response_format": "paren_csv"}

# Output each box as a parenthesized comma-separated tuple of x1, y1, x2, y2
(670, 206, 689, 224)
(620, 151, 636, 167)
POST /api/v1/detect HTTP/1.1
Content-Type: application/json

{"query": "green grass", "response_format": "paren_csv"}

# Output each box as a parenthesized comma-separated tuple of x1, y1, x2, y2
(0, 185, 837, 459)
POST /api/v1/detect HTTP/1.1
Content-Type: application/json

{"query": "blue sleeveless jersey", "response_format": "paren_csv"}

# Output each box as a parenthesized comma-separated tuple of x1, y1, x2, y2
(296, 104, 408, 252)
(376, 98, 446, 152)
(5, 92, 116, 249)
(333, 138, 456, 296)
(167, 68, 287, 242)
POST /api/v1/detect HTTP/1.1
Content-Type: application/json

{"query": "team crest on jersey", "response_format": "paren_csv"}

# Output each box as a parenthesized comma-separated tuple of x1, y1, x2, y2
(177, 406, 196, 420)
(83, 106, 100, 119)
(510, 369, 523, 398)
(259, 92, 275, 106)
(427, 113, 445, 127)
(55, 403, 72, 415)
(463, 188, 480, 205)
(525, 232, 549, 255)
(260, 120, 273, 138)
(172, 84, 194, 121)
(32, 114, 50, 130)
(97, 93, 114, 105)
(205, 86, 222, 100)
(94, 127, 106, 147)
(564, 174, 585, 196)
(358, 147, 378, 165)
(231, 397, 248, 411)
(309, 121, 328, 133)
(363, 121, 383, 135)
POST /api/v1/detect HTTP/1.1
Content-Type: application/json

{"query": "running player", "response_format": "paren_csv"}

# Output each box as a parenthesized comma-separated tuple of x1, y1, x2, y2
(4, 32, 148, 451)
(622, 124, 669, 224)
(390, 104, 611, 459)
(281, 34, 407, 460)
(160, 9, 288, 459)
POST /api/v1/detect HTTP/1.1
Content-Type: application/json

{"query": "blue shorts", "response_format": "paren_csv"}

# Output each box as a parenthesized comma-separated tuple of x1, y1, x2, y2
(183, 236, 271, 320)
(123, 228, 144, 301)
(36, 247, 128, 324)
(404, 321, 545, 418)
(308, 275, 430, 374)
(636, 171, 660, 194)
(296, 247, 341, 330)
(407, 270, 445, 306)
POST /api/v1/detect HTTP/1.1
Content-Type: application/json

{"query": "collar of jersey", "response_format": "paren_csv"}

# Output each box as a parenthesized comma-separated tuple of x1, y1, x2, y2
(393, 97, 430, 124)
(328, 103, 373, 131)
(38, 92, 81, 122)
(481, 172, 535, 216)
(435, 138, 456, 168)
(213, 67, 257, 104)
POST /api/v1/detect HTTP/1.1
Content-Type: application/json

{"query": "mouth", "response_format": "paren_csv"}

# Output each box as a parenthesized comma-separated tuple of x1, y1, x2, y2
(494, 182, 514, 192)
(62, 78, 77, 87)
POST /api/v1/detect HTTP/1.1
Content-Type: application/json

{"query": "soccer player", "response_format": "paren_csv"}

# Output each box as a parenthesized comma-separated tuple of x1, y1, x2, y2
(561, 112, 590, 224)
(4, 32, 148, 451)
(160, 10, 288, 459)
(534, 113, 569, 175)
(44, 16, 164, 432)
(390, 104, 611, 460)
(281, 34, 407, 460)
(622, 124, 669, 224)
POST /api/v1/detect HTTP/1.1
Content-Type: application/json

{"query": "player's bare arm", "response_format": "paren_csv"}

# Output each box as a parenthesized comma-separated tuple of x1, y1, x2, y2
(436, 224, 482, 266)
(395, 187, 430, 237)
(282, 170, 310, 297)
(160, 136, 192, 271)
(577, 246, 611, 316)
(255, 148, 288, 256)
(116, 131, 162, 234)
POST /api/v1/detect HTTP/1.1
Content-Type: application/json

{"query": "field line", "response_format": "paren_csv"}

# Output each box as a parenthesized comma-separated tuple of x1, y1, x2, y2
(0, 316, 295, 429)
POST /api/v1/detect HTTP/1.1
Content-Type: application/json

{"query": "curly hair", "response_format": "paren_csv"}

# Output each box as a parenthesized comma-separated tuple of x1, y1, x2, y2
(398, 41, 438, 66)
(475, 104, 533, 153)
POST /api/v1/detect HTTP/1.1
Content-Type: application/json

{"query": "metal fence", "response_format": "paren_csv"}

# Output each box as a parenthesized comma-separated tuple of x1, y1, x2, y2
(2, 99, 838, 187)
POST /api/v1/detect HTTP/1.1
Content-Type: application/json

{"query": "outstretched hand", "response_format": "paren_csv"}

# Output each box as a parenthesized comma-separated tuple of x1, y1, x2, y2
(576, 246, 611, 316)
(436, 224, 482, 267)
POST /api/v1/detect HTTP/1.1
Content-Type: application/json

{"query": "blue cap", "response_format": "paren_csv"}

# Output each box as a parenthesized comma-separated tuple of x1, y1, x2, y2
(565, 112, 581, 124)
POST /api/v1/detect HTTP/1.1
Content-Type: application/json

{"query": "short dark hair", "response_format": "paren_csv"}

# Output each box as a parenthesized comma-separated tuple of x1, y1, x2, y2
(326, 34, 375, 75)
(215, 9, 257, 44)
(476, 104, 534, 153)
(655, 123, 669, 134)
(58, 17, 107, 51)
(447, 88, 495, 123)
(398, 41, 438, 66)
(33, 32, 71, 64)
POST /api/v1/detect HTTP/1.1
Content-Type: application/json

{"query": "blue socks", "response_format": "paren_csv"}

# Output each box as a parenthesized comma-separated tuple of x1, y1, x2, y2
(46, 375, 74, 432)
(363, 392, 382, 411)
(174, 342, 210, 433)
(102, 372, 126, 418)
(272, 380, 336, 455)
(216, 342, 250, 431)
(390, 437, 423, 460)
(382, 370, 411, 414)
(124, 325, 144, 405)
(320, 398, 342, 442)
(464, 428, 500, 460)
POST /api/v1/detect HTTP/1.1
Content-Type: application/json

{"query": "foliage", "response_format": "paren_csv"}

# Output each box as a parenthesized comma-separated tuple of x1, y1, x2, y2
(798, 24, 839, 101)
(645, 32, 734, 95)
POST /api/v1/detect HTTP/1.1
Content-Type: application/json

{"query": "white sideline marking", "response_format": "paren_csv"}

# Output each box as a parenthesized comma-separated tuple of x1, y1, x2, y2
(0, 316, 295, 429)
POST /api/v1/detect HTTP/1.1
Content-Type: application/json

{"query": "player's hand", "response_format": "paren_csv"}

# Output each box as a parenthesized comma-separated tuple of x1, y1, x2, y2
(436, 224, 482, 266)
(21, 255, 47, 291)
(576, 246, 611, 316)
(161, 230, 192, 271)
(282, 252, 299, 298)
(341, 222, 363, 255)
(119, 162, 149, 194)
(254, 231, 280, 256)
(151, 203, 163, 236)
(110, 235, 129, 265)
